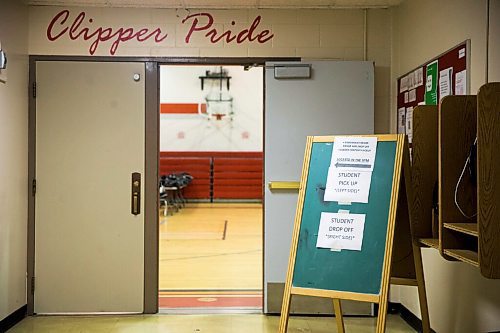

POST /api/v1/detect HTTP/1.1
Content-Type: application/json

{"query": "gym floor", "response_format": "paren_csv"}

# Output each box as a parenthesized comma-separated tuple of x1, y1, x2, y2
(159, 203, 262, 311)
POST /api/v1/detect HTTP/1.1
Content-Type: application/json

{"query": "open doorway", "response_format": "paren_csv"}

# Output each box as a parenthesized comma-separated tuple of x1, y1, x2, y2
(158, 64, 264, 313)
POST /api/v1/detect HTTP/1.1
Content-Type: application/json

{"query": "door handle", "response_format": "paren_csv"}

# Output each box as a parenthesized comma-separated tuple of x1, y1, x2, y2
(131, 172, 141, 215)
(268, 181, 300, 191)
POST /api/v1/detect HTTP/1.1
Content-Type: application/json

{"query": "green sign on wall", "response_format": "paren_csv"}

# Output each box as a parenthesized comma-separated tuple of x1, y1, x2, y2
(425, 60, 438, 105)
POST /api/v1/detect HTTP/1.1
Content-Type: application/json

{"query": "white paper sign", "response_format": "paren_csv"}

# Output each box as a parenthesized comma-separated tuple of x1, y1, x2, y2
(324, 168, 373, 203)
(416, 67, 424, 87)
(406, 107, 413, 144)
(409, 89, 416, 102)
(455, 70, 467, 95)
(408, 72, 415, 90)
(399, 75, 408, 93)
(398, 108, 406, 134)
(439, 67, 453, 98)
(330, 137, 377, 171)
(459, 48, 465, 59)
(316, 212, 366, 251)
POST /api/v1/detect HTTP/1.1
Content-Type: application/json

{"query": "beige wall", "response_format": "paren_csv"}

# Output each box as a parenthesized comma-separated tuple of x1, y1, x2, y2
(5, 0, 500, 327)
(390, 0, 488, 130)
(28, 6, 392, 133)
(0, 0, 29, 322)
(391, 0, 500, 332)
(367, 9, 391, 133)
(489, 0, 500, 82)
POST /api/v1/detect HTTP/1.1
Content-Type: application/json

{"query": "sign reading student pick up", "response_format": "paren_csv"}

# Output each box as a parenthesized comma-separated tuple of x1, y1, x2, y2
(324, 137, 377, 204)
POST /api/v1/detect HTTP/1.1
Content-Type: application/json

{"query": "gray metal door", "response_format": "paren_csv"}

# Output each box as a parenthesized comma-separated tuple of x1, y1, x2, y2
(35, 61, 145, 313)
(264, 60, 374, 314)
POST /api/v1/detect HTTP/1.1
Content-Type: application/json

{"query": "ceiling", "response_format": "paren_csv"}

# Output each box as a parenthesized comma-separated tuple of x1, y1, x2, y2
(27, 0, 402, 9)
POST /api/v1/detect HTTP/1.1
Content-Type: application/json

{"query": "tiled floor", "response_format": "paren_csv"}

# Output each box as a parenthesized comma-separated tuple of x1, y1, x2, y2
(9, 313, 416, 332)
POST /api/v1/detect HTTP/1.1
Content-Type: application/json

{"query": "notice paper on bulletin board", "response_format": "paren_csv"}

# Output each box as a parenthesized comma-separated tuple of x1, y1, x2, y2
(396, 40, 469, 136)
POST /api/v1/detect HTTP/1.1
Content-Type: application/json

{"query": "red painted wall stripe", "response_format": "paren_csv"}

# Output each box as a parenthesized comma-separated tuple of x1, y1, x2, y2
(160, 103, 207, 114)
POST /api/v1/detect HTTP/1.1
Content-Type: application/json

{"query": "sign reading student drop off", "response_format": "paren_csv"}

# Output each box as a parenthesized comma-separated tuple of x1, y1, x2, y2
(316, 212, 366, 251)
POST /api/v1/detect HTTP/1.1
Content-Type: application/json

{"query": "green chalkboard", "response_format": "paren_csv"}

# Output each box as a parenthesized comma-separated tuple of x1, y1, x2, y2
(292, 139, 397, 295)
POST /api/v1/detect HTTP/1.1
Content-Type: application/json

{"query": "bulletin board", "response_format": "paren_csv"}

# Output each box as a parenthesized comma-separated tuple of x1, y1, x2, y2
(397, 40, 470, 142)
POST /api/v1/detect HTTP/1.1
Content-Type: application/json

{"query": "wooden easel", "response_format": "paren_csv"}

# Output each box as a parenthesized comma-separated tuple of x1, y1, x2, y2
(388, 136, 430, 333)
(278, 134, 430, 333)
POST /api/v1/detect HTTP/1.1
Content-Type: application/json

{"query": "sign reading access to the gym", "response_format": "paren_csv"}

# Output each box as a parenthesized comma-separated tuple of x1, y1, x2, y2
(324, 136, 377, 204)
(316, 212, 366, 251)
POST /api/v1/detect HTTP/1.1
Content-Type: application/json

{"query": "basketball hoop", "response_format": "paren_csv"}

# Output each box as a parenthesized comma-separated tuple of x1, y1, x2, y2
(213, 113, 226, 121)
(200, 66, 234, 122)
(205, 91, 233, 121)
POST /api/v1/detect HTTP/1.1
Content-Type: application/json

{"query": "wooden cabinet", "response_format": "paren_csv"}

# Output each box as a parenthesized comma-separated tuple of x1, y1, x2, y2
(411, 82, 500, 278)
(438, 95, 478, 264)
(410, 105, 439, 249)
(477, 82, 500, 278)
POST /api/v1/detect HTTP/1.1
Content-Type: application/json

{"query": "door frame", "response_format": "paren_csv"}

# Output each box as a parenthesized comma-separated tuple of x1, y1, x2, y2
(27, 56, 159, 315)
(27, 55, 298, 315)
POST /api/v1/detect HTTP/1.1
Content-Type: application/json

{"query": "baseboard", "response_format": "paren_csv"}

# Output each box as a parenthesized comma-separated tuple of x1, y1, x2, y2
(0, 305, 27, 333)
(390, 302, 436, 333)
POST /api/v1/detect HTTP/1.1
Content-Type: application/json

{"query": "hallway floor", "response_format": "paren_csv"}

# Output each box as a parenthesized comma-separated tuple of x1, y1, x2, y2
(8, 313, 416, 332)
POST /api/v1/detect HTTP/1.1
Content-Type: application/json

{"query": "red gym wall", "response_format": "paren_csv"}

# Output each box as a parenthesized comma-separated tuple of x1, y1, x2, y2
(159, 151, 263, 200)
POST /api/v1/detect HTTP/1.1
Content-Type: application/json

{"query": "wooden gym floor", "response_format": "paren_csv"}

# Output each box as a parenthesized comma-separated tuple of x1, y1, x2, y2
(159, 203, 263, 310)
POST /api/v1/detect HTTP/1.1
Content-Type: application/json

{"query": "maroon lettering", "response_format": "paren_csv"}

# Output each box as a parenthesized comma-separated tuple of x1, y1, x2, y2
(69, 12, 86, 39)
(109, 28, 133, 54)
(88, 27, 113, 55)
(152, 28, 168, 43)
(257, 29, 273, 43)
(236, 16, 274, 43)
(117, 28, 135, 42)
(134, 28, 150, 42)
(205, 29, 237, 43)
(46, 9, 273, 55)
(46, 9, 169, 55)
(236, 28, 250, 43)
(236, 16, 272, 43)
(47, 9, 69, 40)
(182, 13, 214, 43)
(181, 13, 273, 45)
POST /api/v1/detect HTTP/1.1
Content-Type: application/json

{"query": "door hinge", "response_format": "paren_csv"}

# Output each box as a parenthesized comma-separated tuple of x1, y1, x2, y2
(32, 179, 36, 196)
(32, 82, 36, 98)
(31, 276, 35, 295)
